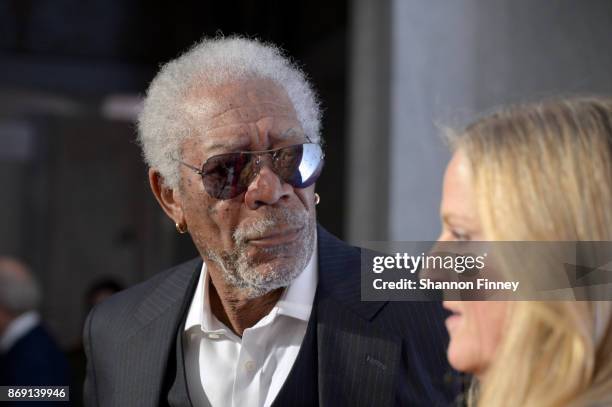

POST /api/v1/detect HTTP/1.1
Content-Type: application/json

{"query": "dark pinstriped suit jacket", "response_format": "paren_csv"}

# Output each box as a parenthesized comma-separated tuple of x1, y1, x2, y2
(84, 225, 461, 406)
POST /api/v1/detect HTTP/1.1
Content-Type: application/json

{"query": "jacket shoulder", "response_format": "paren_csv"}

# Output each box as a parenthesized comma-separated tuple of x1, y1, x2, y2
(86, 258, 201, 333)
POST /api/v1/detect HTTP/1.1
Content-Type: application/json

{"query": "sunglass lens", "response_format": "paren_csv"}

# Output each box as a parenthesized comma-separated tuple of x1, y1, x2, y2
(201, 143, 324, 200)
(275, 143, 324, 188)
(201, 153, 252, 199)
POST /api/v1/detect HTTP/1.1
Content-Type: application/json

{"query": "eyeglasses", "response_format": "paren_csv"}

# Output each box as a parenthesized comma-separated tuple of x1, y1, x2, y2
(178, 142, 324, 200)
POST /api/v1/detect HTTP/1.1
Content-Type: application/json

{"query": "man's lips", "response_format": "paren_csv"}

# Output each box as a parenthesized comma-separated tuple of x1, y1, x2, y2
(246, 227, 304, 247)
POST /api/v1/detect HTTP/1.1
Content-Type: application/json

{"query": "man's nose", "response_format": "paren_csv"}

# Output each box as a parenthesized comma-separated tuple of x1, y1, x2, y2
(244, 163, 292, 209)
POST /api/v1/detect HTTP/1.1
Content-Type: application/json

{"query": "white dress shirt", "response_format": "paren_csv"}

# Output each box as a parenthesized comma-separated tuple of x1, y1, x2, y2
(0, 311, 40, 353)
(183, 244, 318, 407)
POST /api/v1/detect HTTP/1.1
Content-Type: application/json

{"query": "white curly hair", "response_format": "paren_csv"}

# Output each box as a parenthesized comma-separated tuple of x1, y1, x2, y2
(137, 36, 322, 188)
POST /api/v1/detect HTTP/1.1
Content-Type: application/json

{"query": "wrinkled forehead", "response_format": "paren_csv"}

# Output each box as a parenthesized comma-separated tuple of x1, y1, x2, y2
(180, 79, 304, 156)
(182, 78, 298, 130)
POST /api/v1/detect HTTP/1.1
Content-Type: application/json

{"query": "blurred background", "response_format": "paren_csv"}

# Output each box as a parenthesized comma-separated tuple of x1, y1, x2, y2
(0, 0, 611, 401)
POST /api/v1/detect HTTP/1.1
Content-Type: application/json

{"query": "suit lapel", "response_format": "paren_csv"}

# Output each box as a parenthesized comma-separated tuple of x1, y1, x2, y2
(271, 306, 319, 407)
(115, 227, 399, 406)
(167, 301, 213, 407)
(115, 259, 201, 407)
(316, 226, 401, 407)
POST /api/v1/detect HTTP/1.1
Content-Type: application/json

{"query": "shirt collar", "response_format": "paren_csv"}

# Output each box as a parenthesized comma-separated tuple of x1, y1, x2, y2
(184, 262, 226, 334)
(275, 239, 318, 321)
(184, 233, 318, 333)
(0, 311, 40, 353)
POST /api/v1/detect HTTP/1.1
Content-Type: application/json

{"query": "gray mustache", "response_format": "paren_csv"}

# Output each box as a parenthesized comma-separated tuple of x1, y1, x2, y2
(233, 208, 308, 244)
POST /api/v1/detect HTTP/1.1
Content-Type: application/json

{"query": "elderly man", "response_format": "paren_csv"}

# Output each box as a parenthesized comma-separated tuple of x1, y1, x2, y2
(0, 257, 71, 389)
(84, 37, 458, 406)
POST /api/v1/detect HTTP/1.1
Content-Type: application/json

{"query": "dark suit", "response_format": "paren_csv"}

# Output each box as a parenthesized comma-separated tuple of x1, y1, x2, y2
(84, 226, 461, 406)
(0, 323, 72, 406)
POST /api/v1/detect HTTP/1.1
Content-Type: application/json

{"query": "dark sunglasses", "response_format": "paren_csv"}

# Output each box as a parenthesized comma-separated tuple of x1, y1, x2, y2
(178, 142, 324, 200)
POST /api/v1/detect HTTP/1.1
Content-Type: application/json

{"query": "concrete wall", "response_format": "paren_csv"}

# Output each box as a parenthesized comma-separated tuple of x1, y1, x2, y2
(348, 0, 612, 243)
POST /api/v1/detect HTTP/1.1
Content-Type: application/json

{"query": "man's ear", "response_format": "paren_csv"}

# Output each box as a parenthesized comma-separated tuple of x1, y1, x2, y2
(148, 168, 185, 225)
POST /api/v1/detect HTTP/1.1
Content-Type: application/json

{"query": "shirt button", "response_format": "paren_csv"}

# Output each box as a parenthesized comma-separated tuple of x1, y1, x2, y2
(244, 360, 256, 372)
(208, 333, 221, 339)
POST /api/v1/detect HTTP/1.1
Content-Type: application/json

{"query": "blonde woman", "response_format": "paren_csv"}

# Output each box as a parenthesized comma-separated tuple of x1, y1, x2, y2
(438, 97, 612, 406)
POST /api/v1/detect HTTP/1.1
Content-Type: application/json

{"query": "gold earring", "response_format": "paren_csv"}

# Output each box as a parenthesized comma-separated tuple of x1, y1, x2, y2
(175, 222, 188, 234)
(314, 193, 320, 205)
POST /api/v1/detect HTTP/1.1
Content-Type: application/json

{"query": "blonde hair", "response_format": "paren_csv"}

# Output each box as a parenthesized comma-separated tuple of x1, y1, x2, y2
(453, 97, 612, 406)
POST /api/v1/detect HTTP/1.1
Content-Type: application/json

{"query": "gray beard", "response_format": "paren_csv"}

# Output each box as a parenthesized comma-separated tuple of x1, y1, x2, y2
(202, 207, 316, 299)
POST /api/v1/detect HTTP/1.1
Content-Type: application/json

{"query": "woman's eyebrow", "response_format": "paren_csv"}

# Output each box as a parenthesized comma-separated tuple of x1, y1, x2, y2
(441, 213, 474, 225)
